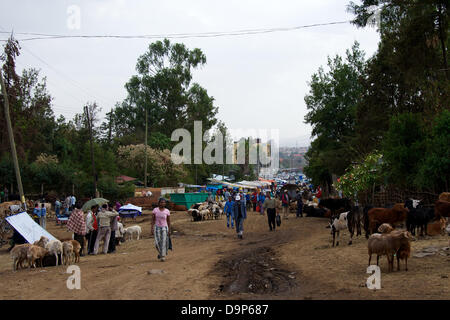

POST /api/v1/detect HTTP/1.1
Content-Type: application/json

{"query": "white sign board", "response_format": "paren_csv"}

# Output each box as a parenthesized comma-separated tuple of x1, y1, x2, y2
(6, 212, 57, 243)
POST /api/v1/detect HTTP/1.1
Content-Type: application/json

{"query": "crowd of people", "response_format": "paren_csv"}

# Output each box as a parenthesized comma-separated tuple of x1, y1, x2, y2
(218, 184, 322, 238)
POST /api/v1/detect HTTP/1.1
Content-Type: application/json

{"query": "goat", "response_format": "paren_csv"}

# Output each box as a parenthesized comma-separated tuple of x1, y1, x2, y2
(391, 230, 413, 271)
(27, 245, 48, 269)
(405, 199, 435, 236)
(124, 225, 142, 240)
(33, 236, 49, 248)
(378, 223, 394, 234)
(62, 240, 81, 263)
(10, 244, 32, 271)
(347, 206, 363, 243)
(330, 211, 349, 247)
(45, 240, 63, 266)
(62, 241, 74, 265)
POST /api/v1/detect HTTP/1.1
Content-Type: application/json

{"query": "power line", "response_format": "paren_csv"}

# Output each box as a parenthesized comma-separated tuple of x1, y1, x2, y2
(0, 21, 351, 42)
(19, 45, 117, 107)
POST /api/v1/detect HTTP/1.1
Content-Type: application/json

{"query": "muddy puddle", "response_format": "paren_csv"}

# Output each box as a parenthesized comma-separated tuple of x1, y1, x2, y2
(215, 246, 297, 296)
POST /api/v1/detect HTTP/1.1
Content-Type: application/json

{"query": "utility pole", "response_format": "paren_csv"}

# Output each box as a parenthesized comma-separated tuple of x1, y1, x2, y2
(144, 107, 148, 188)
(85, 106, 98, 198)
(0, 69, 26, 208)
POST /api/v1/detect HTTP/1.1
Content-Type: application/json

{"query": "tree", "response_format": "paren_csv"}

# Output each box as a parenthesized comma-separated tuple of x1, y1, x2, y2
(415, 109, 450, 191)
(381, 112, 426, 188)
(112, 39, 218, 144)
(349, 1, 450, 153)
(116, 144, 187, 187)
(303, 42, 366, 188)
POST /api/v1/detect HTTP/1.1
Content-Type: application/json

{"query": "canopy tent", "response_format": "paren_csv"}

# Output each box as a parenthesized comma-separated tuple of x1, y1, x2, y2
(207, 178, 270, 190)
(118, 204, 142, 219)
(6, 212, 57, 244)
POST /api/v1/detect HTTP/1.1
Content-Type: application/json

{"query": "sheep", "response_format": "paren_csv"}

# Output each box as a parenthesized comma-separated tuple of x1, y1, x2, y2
(378, 223, 394, 234)
(124, 225, 142, 240)
(199, 209, 211, 220)
(393, 230, 412, 271)
(210, 204, 222, 219)
(10, 244, 32, 271)
(45, 239, 63, 266)
(33, 236, 49, 248)
(329, 211, 349, 247)
(27, 245, 48, 269)
(367, 230, 412, 272)
(62, 241, 74, 265)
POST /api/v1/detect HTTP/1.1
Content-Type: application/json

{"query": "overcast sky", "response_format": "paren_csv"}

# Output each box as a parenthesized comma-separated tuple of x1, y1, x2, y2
(0, 0, 380, 147)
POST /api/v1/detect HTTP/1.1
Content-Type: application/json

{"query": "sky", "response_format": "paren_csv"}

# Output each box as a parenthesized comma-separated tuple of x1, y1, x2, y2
(0, 0, 380, 147)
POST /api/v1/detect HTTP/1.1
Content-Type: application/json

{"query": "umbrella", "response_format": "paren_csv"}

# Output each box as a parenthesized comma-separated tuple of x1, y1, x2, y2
(82, 198, 109, 212)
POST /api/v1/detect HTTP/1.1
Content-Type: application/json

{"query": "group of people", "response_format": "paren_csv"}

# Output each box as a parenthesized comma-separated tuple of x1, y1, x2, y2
(221, 184, 323, 237)
(64, 202, 123, 256)
(32, 203, 47, 229)
(66, 198, 171, 262)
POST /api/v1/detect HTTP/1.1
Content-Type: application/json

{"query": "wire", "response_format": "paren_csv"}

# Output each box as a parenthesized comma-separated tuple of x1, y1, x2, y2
(0, 21, 351, 42)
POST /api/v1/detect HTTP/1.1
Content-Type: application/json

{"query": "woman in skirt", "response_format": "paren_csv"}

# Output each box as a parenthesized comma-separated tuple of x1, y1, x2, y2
(151, 198, 171, 262)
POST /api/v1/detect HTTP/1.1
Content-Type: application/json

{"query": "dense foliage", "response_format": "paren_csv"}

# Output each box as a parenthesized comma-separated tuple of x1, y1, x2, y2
(0, 37, 224, 200)
(305, 0, 449, 197)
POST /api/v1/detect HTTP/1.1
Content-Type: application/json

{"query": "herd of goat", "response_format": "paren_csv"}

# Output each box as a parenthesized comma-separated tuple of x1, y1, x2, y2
(186, 193, 450, 273)
(323, 192, 450, 273)
(7, 193, 450, 274)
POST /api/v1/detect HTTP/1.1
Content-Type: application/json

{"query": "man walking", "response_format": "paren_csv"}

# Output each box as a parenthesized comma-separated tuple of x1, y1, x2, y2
(224, 196, 234, 228)
(93, 204, 118, 255)
(251, 191, 258, 212)
(263, 192, 278, 231)
(295, 189, 303, 218)
(39, 203, 47, 229)
(258, 191, 266, 215)
(281, 189, 290, 219)
(233, 195, 247, 239)
(55, 198, 61, 217)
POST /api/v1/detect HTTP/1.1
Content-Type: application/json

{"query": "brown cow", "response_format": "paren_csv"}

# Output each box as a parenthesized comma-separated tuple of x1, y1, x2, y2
(367, 203, 409, 235)
(435, 200, 450, 218)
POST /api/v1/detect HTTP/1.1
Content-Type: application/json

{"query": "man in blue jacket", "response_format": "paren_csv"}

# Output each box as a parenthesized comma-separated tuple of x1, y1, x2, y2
(233, 195, 247, 239)
(224, 196, 234, 228)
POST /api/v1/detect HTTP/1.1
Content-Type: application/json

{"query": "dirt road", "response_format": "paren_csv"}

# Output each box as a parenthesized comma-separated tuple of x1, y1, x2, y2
(0, 210, 448, 300)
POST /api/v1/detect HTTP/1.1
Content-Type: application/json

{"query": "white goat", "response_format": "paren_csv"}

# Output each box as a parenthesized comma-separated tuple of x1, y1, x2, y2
(330, 211, 349, 247)
(45, 239, 63, 266)
(124, 225, 142, 240)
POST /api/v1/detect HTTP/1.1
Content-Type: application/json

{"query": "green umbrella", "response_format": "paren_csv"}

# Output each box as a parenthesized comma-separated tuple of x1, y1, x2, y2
(82, 198, 109, 212)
